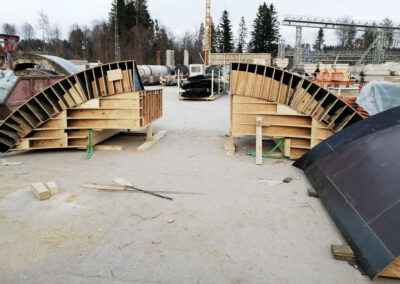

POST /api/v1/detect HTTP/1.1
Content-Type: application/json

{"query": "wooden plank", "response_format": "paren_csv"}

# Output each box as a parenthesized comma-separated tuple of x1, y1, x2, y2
(122, 69, 132, 92)
(83, 183, 126, 190)
(331, 244, 357, 262)
(107, 69, 123, 81)
(232, 114, 311, 126)
(137, 130, 167, 152)
(308, 188, 319, 197)
(256, 117, 263, 165)
(46, 181, 59, 196)
(91, 129, 120, 145)
(31, 182, 50, 201)
(232, 124, 311, 138)
(68, 109, 139, 119)
(100, 99, 140, 109)
(284, 138, 291, 157)
(94, 145, 123, 151)
(379, 257, 400, 279)
(232, 103, 277, 114)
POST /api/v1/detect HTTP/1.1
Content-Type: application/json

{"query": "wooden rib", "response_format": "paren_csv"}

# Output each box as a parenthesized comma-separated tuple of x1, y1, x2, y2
(17, 110, 37, 128)
(83, 71, 92, 100)
(91, 69, 100, 98)
(73, 75, 88, 100)
(26, 101, 46, 122)
(34, 97, 54, 117)
(335, 112, 356, 132)
(50, 86, 71, 109)
(267, 68, 276, 101)
(285, 74, 294, 105)
(258, 66, 267, 98)
(327, 105, 348, 128)
(318, 98, 339, 122)
(42, 91, 62, 113)
(66, 78, 85, 102)
(290, 79, 306, 107)
(301, 87, 321, 113)
(0, 129, 19, 140)
(292, 82, 312, 109)
(276, 71, 285, 103)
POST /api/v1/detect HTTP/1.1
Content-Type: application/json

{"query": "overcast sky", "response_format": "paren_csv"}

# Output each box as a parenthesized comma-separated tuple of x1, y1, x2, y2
(1, 0, 399, 46)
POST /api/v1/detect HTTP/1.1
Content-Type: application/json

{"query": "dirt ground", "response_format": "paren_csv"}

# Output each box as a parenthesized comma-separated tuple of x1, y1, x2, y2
(0, 86, 395, 283)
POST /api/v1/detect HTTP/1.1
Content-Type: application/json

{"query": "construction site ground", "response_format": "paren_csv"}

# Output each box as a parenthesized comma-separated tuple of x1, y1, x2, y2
(0, 86, 394, 283)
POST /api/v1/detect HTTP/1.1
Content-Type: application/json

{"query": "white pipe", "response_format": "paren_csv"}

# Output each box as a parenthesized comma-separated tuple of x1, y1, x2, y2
(218, 71, 221, 95)
(177, 70, 181, 90)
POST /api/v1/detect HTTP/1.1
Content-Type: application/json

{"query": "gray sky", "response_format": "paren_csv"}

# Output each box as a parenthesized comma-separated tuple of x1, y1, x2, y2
(1, 0, 399, 46)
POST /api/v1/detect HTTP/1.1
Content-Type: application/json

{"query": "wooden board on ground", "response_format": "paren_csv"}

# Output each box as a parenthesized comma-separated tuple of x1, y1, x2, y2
(94, 145, 123, 151)
(137, 130, 167, 153)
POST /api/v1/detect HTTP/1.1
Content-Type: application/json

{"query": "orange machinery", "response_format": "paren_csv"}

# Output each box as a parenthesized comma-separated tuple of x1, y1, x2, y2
(311, 70, 355, 87)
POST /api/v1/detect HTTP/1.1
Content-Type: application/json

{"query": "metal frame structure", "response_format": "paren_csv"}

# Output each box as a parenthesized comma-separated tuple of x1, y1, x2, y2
(204, 0, 212, 66)
(282, 15, 400, 66)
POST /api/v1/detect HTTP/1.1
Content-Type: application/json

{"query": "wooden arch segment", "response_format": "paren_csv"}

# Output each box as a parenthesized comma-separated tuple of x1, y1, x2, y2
(0, 61, 150, 153)
(229, 63, 364, 159)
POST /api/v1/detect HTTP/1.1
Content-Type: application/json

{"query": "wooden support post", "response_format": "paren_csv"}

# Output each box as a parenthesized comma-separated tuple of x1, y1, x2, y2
(256, 117, 263, 165)
(224, 131, 236, 154)
(146, 124, 153, 142)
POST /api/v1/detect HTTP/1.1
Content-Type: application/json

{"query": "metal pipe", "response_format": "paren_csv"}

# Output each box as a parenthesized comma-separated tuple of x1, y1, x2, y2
(211, 70, 214, 97)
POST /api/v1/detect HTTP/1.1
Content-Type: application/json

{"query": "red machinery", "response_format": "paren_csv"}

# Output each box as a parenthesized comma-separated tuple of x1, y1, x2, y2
(0, 34, 20, 70)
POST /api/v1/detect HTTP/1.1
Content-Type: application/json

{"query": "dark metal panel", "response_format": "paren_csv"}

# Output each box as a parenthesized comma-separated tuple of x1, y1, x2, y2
(304, 125, 400, 279)
(294, 106, 400, 170)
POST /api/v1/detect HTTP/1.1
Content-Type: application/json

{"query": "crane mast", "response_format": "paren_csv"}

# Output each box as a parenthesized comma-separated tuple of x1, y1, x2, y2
(204, 0, 212, 66)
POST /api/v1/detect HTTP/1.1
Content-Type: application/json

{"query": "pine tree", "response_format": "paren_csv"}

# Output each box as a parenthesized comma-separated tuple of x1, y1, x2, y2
(381, 18, 394, 49)
(362, 26, 377, 49)
(313, 28, 325, 51)
(237, 17, 247, 53)
(109, 0, 136, 35)
(249, 3, 279, 56)
(345, 22, 357, 50)
(219, 10, 234, 53)
(198, 23, 204, 52)
(135, 0, 153, 30)
(215, 24, 223, 52)
(211, 21, 217, 53)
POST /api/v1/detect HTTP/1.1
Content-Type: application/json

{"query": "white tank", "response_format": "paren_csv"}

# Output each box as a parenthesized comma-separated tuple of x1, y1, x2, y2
(138, 65, 170, 77)
(137, 65, 170, 83)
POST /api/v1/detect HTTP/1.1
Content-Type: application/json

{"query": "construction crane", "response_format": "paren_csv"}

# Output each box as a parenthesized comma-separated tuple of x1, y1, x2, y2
(204, 0, 212, 66)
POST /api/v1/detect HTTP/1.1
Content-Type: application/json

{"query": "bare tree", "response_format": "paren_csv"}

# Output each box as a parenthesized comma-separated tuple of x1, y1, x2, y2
(2, 23, 17, 35)
(38, 10, 49, 53)
(21, 23, 35, 40)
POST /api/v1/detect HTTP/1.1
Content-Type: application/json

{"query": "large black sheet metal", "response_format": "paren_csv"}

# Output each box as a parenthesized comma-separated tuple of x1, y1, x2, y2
(305, 124, 400, 279)
(294, 106, 400, 170)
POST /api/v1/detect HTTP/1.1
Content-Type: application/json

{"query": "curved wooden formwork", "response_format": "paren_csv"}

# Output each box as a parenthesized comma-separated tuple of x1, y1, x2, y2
(0, 60, 164, 153)
(228, 63, 365, 159)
